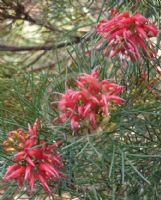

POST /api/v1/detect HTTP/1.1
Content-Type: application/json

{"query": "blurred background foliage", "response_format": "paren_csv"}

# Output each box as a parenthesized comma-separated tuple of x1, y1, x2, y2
(0, 0, 161, 199)
(0, 0, 103, 116)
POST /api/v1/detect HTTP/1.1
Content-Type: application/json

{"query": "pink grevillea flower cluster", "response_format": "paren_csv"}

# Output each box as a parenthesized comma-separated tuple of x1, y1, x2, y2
(96, 12, 158, 62)
(4, 120, 64, 195)
(56, 70, 125, 130)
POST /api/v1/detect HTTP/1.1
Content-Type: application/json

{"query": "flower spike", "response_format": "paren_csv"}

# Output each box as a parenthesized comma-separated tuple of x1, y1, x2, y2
(54, 70, 125, 130)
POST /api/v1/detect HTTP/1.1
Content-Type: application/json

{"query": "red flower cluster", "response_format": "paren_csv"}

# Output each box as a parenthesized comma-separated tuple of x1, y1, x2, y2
(4, 120, 64, 195)
(96, 12, 158, 62)
(56, 70, 125, 130)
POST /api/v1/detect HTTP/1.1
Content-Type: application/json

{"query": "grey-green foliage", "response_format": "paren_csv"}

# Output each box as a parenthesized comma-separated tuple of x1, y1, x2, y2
(0, 0, 161, 200)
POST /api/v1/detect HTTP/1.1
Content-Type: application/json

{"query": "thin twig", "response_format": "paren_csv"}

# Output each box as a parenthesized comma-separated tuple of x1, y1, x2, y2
(0, 37, 81, 52)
